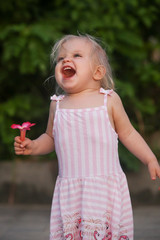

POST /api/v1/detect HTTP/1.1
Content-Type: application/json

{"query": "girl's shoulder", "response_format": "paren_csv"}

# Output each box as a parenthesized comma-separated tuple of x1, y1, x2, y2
(107, 90, 122, 104)
(107, 90, 124, 116)
(49, 98, 57, 117)
(100, 88, 121, 102)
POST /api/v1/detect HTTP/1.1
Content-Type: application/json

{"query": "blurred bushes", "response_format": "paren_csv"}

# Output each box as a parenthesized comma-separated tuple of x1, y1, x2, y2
(0, 0, 160, 168)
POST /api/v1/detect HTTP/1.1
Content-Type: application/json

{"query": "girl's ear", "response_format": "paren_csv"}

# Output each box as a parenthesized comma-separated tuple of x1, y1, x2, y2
(93, 65, 106, 81)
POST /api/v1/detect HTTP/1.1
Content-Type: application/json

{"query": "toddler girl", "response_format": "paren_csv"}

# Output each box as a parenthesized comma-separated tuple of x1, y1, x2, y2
(14, 34, 160, 240)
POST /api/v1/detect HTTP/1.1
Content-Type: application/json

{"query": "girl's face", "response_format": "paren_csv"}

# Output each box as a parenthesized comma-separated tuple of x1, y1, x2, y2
(55, 38, 101, 94)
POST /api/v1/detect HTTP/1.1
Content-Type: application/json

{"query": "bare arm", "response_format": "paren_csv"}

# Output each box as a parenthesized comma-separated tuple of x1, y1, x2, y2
(14, 101, 56, 156)
(109, 92, 160, 179)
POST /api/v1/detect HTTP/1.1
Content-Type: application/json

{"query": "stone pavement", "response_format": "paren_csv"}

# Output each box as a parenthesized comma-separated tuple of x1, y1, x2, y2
(0, 204, 160, 240)
(0, 205, 50, 240)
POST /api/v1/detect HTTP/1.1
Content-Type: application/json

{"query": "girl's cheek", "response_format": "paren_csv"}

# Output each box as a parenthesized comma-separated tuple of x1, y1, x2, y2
(55, 63, 62, 74)
(55, 65, 58, 74)
(55, 67, 59, 80)
(55, 71, 60, 80)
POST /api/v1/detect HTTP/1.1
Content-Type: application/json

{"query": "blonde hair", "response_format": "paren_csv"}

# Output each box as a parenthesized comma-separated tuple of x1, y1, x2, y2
(51, 34, 115, 91)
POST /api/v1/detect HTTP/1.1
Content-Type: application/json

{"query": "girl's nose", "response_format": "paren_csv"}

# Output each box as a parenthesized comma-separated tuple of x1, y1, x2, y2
(63, 57, 71, 63)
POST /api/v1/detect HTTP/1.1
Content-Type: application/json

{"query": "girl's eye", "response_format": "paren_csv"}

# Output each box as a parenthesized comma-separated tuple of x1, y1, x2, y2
(57, 57, 64, 62)
(74, 53, 81, 58)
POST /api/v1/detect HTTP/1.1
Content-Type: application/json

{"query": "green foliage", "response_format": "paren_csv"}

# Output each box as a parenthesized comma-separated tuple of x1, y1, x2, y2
(0, 0, 160, 170)
(119, 142, 140, 172)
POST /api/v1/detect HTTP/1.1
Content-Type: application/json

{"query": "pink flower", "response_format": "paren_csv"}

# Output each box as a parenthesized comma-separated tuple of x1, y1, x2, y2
(11, 122, 35, 141)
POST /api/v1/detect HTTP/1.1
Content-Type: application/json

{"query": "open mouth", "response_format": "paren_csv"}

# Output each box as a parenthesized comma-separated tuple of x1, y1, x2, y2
(62, 66, 76, 78)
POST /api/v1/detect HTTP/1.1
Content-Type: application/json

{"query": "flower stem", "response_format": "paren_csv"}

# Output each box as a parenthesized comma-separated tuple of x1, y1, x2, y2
(20, 129, 26, 141)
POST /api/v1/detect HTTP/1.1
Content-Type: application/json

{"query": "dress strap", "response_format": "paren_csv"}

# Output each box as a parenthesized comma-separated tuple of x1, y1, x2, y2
(50, 94, 65, 109)
(100, 88, 113, 106)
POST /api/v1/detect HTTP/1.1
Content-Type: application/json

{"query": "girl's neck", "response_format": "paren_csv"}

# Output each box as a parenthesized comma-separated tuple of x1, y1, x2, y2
(59, 87, 103, 109)
(65, 87, 100, 98)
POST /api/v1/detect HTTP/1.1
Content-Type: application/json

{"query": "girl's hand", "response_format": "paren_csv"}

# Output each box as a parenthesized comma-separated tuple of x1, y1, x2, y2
(14, 136, 33, 155)
(147, 160, 160, 180)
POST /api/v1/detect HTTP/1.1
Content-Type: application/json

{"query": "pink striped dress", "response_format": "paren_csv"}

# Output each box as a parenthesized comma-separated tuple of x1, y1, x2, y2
(50, 88, 133, 240)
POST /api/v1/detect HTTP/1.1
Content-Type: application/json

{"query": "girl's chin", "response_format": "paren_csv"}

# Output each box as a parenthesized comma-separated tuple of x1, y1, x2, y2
(58, 81, 78, 93)
(59, 85, 76, 94)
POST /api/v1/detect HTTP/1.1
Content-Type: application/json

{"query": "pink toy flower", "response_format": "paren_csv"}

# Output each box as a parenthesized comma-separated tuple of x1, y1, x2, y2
(11, 122, 36, 141)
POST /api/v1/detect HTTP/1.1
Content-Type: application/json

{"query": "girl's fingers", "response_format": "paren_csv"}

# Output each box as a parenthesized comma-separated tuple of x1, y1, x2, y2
(14, 147, 25, 155)
(154, 162, 160, 179)
(15, 151, 24, 155)
(15, 146, 25, 151)
(14, 138, 32, 155)
(14, 136, 26, 155)
(151, 172, 156, 181)
(20, 138, 30, 147)
(148, 160, 160, 180)
(14, 142, 22, 148)
(14, 136, 22, 143)
(156, 167, 160, 179)
(148, 164, 155, 180)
